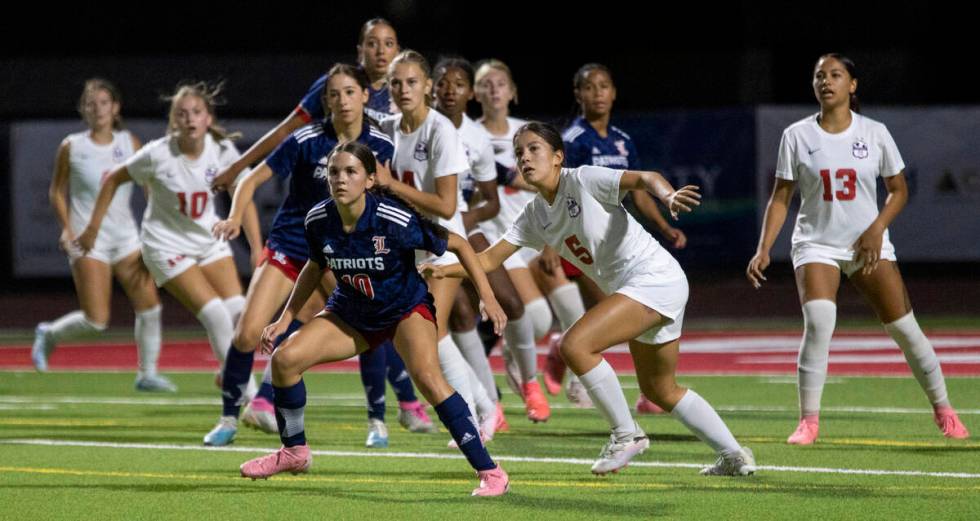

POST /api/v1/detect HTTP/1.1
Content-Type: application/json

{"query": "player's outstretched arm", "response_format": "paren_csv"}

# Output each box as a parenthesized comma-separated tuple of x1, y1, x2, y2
(211, 112, 307, 193)
(212, 163, 274, 241)
(446, 232, 508, 334)
(620, 170, 701, 220)
(420, 236, 519, 280)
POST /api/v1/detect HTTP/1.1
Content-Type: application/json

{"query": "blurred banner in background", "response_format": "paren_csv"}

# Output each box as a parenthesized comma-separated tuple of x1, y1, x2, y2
(9, 107, 980, 278)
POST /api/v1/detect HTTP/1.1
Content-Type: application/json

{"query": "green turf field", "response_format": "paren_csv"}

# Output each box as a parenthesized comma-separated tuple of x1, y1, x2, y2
(1, 371, 978, 520)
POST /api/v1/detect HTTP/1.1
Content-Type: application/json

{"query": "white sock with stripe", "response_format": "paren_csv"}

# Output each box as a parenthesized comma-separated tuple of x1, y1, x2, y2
(884, 311, 950, 407)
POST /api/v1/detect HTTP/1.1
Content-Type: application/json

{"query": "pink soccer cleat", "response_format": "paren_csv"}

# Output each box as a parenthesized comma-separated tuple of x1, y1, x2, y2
(635, 394, 667, 415)
(522, 381, 551, 423)
(242, 397, 279, 434)
(398, 400, 438, 434)
(494, 401, 510, 433)
(787, 417, 819, 445)
(240, 445, 312, 480)
(934, 406, 970, 439)
(542, 333, 565, 396)
(472, 465, 509, 497)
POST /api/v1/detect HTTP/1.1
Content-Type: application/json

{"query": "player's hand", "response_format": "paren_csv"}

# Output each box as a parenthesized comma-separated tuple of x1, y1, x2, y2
(260, 318, 290, 355)
(538, 246, 561, 275)
(75, 226, 98, 253)
(418, 263, 445, 279)
(662, 226, 687, 249)
(375, 160, 394, 187)
(210, 166, 241, 194)
(58, 228, 76, 253)
(853, 224, 884, 276)
(480, 297, 507, 335)
(746, 250, 770, 289)
(666, 185, 701, 219)
(212, 218, 242, 241)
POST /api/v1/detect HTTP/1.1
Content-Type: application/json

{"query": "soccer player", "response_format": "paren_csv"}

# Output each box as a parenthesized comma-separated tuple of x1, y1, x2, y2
(434, 57, 551, 425)
(76, 81, 262, 439)
(238, 141, 510, 496)
(32, 78, 176, 392)
(543, 63, 688, 410)
(378, 50, 497, 436)
(747, 53, 970, 444)
(210, 63, 435, 446)
(209, 19, 427, 442)
(423, 122, 756, 476)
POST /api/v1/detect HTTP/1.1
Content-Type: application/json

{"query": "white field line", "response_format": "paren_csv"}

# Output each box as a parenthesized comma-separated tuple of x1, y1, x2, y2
(1, 438, 978, 480)
(1, 395, 977, 416)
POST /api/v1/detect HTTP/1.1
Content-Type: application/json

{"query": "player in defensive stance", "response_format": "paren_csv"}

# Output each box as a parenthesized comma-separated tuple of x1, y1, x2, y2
(77, 81, 262, 432)
(239, 141, 510, 496)
(423, 122, 755, 476)
(747, 53, 969, 444)
(33, 78, 175, 392)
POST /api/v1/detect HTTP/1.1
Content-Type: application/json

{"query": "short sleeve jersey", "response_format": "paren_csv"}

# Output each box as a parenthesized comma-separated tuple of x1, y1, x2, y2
(65, 129, 138, 242)
(562, 116, 640, 170)
(125, 133, 243, 254)
(775, 111, 905, 251)
(304, 192, 448, 331)
(502, 165, 680, 293)
(264, 119, 394, 260)
(456, 114, 498, 211)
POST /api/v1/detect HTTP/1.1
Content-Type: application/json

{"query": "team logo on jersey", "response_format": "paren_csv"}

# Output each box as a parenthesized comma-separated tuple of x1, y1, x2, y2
(205, 166, 218, 184)
(272, 251, 287, 264)
(372, 236, 390, 255)
(414, 141, 429, 161)
(592, 146, 601, 155)
(313, 156, 330, 181)
(852, 139, 869, 159)
(566, 196, 581, 218)
(112, 146, 125, 162)
(322, 244, 334, 255)
(615, 140, 629, 156)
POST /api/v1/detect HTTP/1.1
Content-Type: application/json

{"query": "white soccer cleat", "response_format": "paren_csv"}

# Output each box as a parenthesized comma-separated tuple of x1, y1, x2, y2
(565, 378, 593, 408)
(134, 373, 178, 393)
(700, 447, 756, 476)
(365, 418, 389, 448)
(590, 429, 650, 475)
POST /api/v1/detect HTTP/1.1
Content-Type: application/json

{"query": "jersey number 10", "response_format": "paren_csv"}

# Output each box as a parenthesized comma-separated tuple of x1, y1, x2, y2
(341, 273, 375, 299)
(177, 191, 209, 218)
(819, 169, 857, 201)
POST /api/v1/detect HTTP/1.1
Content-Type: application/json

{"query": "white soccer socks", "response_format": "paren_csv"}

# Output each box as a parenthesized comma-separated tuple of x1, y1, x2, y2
(798, 299, 837, 417)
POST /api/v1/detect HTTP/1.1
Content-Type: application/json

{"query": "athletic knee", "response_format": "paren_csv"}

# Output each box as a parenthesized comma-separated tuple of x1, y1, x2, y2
(497, 292, 524, 319)
(233, 323, 263, 352)
(271, 344, 302, 379)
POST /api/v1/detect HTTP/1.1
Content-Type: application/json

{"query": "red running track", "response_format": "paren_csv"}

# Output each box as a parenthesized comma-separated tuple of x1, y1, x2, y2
(4, 331, 980, 376)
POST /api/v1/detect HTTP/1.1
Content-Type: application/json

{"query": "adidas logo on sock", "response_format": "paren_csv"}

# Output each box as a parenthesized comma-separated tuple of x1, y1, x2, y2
(459, 432, 476, 446)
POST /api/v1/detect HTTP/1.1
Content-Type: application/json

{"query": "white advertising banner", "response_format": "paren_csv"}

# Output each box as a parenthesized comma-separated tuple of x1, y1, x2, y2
(756, 106, 980, 261)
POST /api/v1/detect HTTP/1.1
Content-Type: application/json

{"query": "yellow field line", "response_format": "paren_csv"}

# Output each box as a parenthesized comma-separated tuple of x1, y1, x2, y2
(1, 466, 978, 493)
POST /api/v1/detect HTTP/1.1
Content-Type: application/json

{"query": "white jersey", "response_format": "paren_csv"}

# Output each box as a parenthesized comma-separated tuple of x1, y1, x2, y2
(503, 165, 682, 293)
(456, 114, 497, 213)
(125, 133, 244, 254)
(479, 117, 536, 241)
(381, 109, 468, 236)
(776, 111, 905, 252)
(66, 130, 138, 242)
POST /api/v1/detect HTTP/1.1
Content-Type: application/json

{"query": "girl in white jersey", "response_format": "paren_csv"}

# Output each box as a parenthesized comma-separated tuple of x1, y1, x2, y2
(77, 82, 264, 444)
(747, 54, 969, 444)
(31, 79, 175, 392)
(377, 50, 498, 438)
(434, 57, 551, 427)
(424, 122, 756, 477)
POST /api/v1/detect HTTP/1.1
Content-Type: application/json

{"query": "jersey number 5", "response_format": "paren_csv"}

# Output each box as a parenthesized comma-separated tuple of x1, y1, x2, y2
(341, 273, 375, 300)
(564, 235, 594, 265)
(819, 169, 857, 201)
(177, 191, 208, 218)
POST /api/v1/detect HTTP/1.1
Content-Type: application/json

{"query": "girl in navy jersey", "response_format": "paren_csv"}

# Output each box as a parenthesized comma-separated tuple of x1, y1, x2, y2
(378, 50, 498, 436)
(32, 79, 175, 392)
(747, 53, 969, 444)
(209, 64, 434, 446)
(436, 57, 551, 425)
(238, 141, 510, 496)
(423, 122, 755, 477)
(209, 20, 428, 445)
(78, 81, 262, 430)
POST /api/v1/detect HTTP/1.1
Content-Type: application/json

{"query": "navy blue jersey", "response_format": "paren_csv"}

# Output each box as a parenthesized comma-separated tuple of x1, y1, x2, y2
(265, 119, 394, 261)
(297, 71, 393, 124)
(304, 192, 448, 331)
(562, 116, 640, 170)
